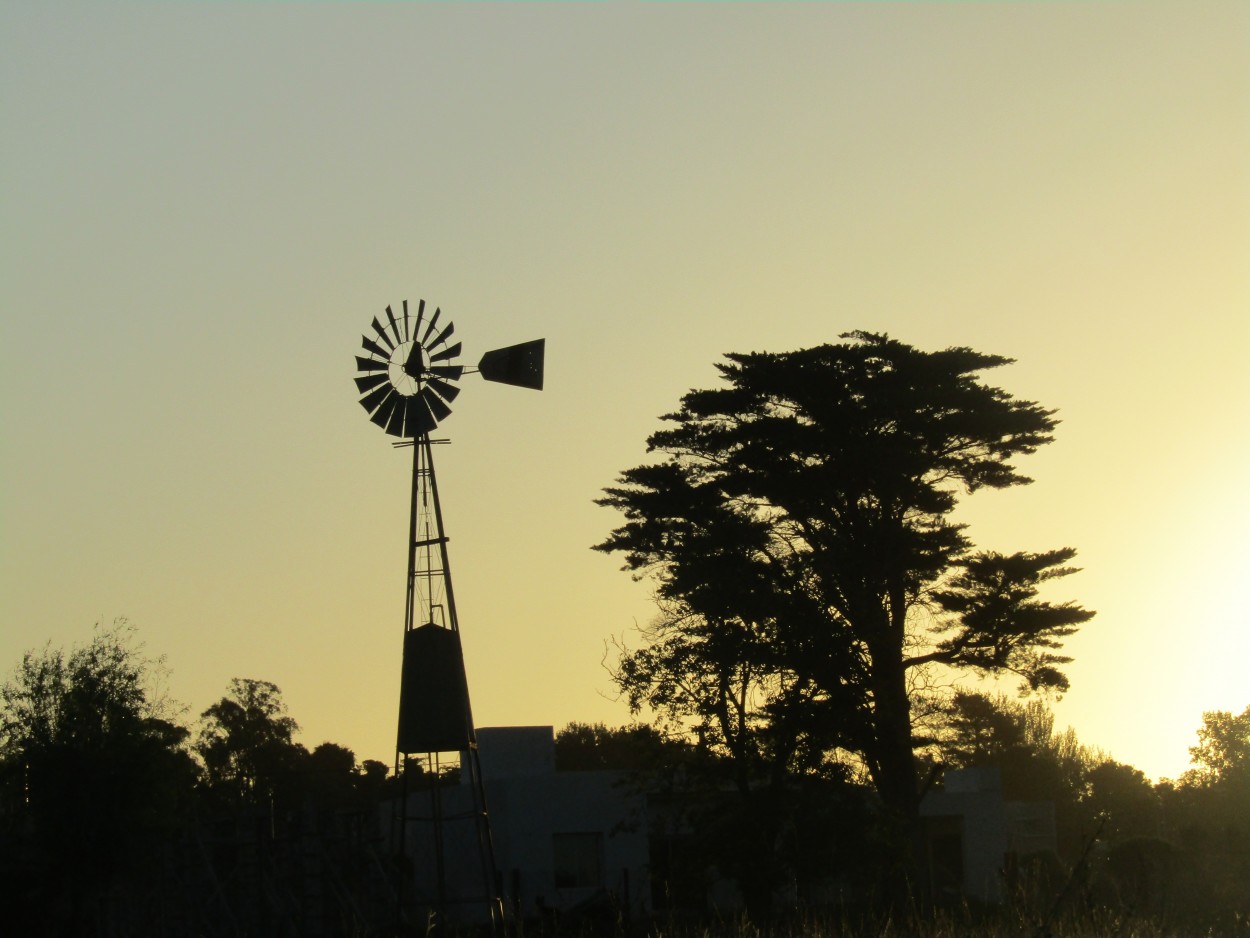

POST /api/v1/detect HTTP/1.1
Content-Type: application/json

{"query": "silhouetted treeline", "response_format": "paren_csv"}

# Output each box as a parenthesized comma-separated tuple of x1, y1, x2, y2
(938, 693, 1250, 921)
(0, 621, 407, 936)
(2, 624, 1247, 936)
(552, 706, 1250, 928)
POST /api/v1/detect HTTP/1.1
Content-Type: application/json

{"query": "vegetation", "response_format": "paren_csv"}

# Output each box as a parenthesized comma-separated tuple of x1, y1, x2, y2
(197, 676, 305, 807)
(0, 620, 197, 934)
(595, 334, 1094, 892)
(0, 621, 392, 936)
(0, 622, 1247, 934)
(555, 720, 692, 772)
(1, 340, 1245, 934)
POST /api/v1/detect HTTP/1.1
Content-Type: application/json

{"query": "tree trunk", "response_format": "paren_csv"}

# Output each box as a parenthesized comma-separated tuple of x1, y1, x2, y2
(867, 627, 922, 907)
(869, 661, 918, 809)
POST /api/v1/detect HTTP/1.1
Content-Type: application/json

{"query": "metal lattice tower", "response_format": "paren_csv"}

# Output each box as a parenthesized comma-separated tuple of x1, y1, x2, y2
(353, 299, 544, 931)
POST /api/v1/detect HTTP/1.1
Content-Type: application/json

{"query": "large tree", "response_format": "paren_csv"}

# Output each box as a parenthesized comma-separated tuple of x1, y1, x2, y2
(595, 333, 1094, 835)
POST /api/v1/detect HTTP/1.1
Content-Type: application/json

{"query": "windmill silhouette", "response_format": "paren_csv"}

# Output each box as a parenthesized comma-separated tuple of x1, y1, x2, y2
(355, 299, 544, 929)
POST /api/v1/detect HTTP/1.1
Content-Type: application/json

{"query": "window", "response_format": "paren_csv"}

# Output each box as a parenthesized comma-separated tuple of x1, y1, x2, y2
(553, 832, 603, 889)
(923, 815, 964, 897)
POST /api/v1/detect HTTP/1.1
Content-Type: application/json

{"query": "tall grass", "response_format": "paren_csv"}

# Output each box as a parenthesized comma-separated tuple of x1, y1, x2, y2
(512, 907, 1250, 938)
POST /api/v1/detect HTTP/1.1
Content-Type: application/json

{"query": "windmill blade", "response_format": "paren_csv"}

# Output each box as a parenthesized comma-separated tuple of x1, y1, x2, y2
(355, 373, 389, 394)
(359, 383, 394, 414)
(403, 395, 438, 436)
(425, 376, 461, 403)
(356, 356, 389, 373)
(385, 398, 408, 436)
(402, 299, 410, 341)
(361, 335, 389, 359)
(412, 299, 426, 341)
(420, 387, 452, 423)
(422, 306, 442, 345)
(371, 317, 394, 351)
(369, 388, 400, 428)
(430, 341, 461, 363)
(478, 338, 545, 390)
(431, 321, 455, 350)
(385, 305, 402, 344)
(430, 365, 465, 380)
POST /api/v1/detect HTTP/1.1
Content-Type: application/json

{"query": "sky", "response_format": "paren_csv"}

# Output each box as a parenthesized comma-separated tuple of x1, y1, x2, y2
(2, 2, 1246, 784)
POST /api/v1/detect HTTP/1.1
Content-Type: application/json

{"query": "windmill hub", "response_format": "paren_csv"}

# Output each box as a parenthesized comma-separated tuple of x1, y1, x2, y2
(399, 340, 428, 382)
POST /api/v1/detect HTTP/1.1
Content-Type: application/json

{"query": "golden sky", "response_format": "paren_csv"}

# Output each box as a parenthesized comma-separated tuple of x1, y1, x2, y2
(2, 2, 1246, 781)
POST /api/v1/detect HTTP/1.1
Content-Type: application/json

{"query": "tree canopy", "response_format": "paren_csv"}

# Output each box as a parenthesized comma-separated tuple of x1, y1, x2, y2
(0, 622, 408, 934)
(1181, 705, 1250, 789)
(0, 620, 197, 931)
(596, 333, 1094, 825)
(196, 676, 306, 805)
(554, 721, 692, 773)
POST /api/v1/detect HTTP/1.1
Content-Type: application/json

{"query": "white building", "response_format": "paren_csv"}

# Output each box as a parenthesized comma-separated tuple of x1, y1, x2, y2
(399, 735, 1056, 922)
(919, 766, 1057, 903)
(398, 726, 651, 924)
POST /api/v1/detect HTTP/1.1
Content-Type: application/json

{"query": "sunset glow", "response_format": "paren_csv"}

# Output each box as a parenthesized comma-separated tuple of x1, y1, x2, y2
(2, 2, 1246, 784)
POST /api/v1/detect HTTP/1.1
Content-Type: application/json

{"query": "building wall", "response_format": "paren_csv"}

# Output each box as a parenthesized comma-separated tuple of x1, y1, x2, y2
(401, 726, 650, 923)
(920, 767, 1058, 904)
(486, 770, 648, 919)
(403, 745, 1057, 918)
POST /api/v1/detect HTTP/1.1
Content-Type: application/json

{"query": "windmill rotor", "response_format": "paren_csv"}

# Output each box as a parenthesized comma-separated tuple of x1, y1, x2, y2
(356, 299, 544, 438)
(355, 300, 466, 438)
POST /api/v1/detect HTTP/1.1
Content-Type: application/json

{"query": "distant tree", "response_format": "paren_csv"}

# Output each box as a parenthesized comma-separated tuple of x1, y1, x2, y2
(1179, 705, 1250, 789)
(940, 691, 1098, 858)
(941, 690, 1029, 768)
(359, 757, 390, 798)
(304, 741, 358, 808)
(596, 334, 1094, 852)
(1166, 704, 1250, 840)
(309, 739, 356, 773)
(196, 677, 307, 806)
(1152, 707, 1250, 915)
(0, 620, 197, 933)
(1085, 759, 1158, 842)
(941, 692, 1089, 803)
(554, 721, 693, 772)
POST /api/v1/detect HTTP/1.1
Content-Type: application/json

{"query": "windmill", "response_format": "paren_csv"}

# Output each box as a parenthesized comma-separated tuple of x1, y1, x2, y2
(355, 299, 544, 930)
